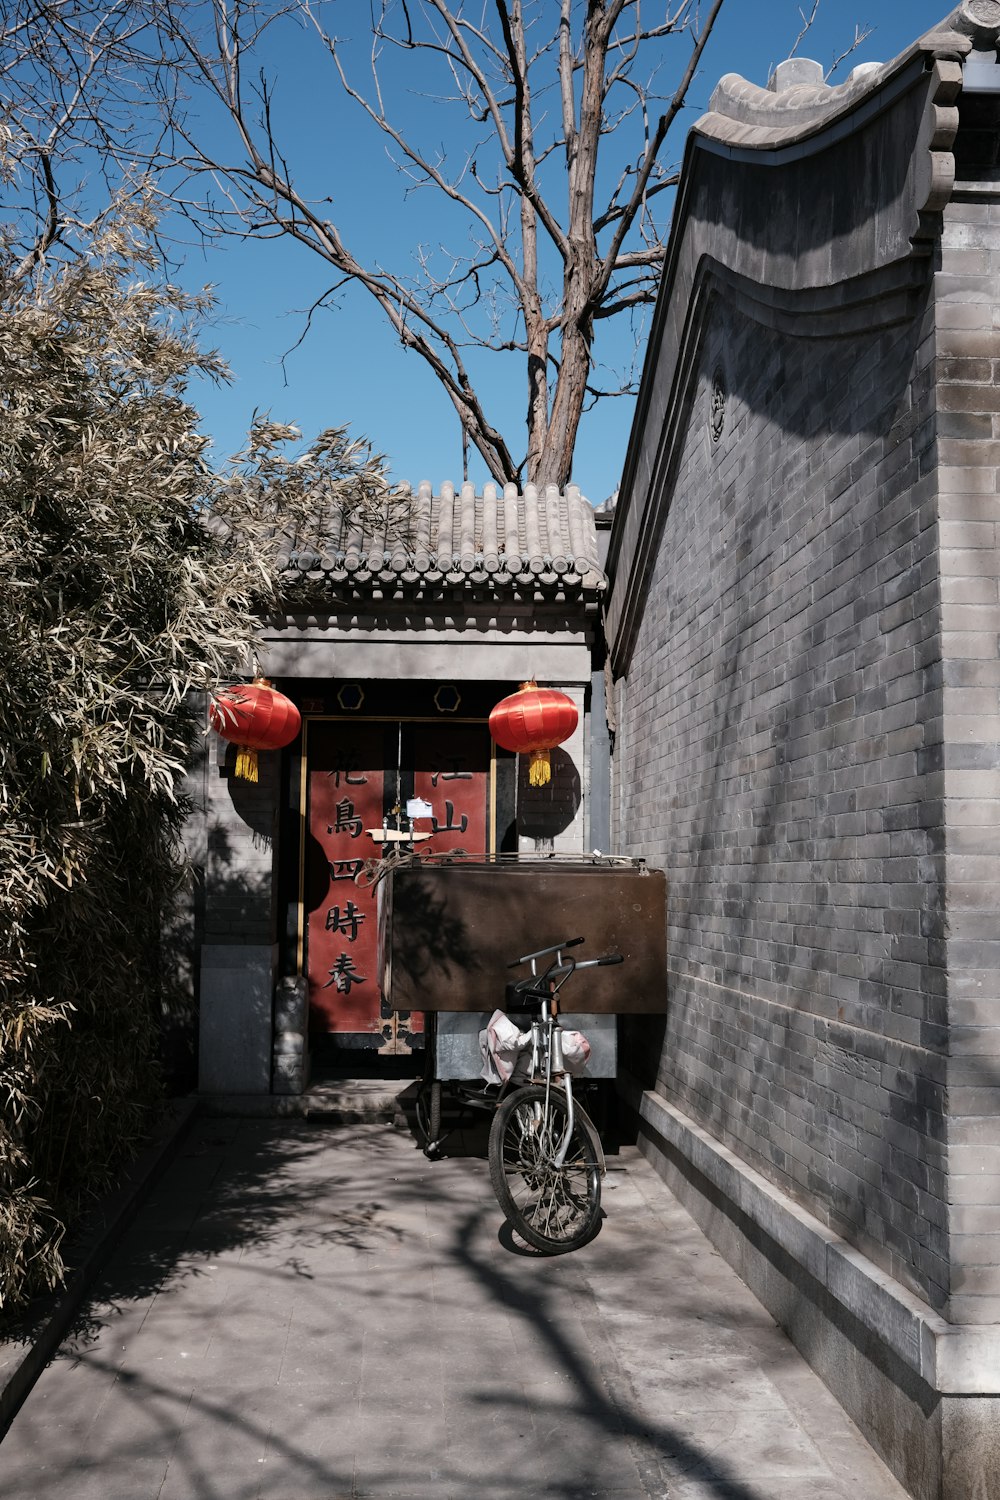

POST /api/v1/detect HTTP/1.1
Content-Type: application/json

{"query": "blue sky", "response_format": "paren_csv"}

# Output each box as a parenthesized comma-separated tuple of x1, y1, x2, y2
(179, 0, 951, 503)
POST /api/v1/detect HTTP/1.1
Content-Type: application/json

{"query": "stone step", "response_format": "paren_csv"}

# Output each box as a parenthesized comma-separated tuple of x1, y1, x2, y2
(198, 1078, 419, 1121)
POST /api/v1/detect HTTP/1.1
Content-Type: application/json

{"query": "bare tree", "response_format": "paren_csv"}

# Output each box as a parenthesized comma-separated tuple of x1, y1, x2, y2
(3, 3, 865, 489)
(0, 1, 177, 276)
(152, 0, 727, 489)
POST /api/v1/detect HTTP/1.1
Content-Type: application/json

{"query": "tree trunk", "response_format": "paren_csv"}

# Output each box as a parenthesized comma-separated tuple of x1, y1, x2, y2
(534, 311, 592, 489)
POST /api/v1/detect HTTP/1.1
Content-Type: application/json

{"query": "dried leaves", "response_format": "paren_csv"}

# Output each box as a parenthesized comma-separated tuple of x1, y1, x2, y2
(0, 203, 389, 1307)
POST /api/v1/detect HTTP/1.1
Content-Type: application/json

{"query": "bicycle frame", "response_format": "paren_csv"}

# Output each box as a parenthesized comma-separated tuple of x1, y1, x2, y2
(517, 945, 585, 1171)
(417, 936, 618, 1197)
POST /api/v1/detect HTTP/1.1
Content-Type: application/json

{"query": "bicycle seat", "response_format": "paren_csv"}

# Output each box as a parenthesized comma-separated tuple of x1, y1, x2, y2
(504, 977, 547, 1011)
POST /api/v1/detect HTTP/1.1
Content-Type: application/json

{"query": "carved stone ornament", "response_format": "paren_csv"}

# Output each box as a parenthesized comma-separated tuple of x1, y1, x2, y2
(965, 0, 1000, 27)
(710, 368, 727, 444)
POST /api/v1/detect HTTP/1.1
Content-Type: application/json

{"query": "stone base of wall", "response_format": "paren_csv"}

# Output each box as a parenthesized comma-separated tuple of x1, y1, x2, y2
(619, 1077, 1000, 1500)
(272, 975, 310, 1095)
(198, 943, 276, 1094)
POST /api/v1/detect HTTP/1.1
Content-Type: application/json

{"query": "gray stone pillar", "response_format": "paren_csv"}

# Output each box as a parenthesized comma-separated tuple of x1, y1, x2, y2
(198, 733, 280, 1096)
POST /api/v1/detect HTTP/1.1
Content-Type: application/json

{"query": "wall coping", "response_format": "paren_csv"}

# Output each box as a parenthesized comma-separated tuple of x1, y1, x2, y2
(603, 6, 981, 677)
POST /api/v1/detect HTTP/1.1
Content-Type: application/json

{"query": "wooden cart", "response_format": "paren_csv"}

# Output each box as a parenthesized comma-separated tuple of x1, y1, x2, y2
(381, 856, 667, 1146)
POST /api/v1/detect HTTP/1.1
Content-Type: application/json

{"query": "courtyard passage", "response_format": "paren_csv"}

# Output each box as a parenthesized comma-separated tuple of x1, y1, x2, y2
(0, 1114, 907, 1500)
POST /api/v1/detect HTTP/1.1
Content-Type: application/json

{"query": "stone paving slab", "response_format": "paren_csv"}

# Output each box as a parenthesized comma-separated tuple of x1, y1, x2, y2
(0, 1098, 198, 1438)
(0, 1117, 909, 1499)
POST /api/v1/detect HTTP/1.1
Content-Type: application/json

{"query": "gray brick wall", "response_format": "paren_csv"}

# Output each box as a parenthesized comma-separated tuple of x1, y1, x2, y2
(202, 737, 280, 946)
(935, 194, 1000, 1327)
(615, 290, 953, 1311)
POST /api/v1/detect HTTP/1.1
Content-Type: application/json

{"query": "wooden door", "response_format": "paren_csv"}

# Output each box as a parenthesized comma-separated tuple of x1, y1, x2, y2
(302, 717, 492, 1055)
(407, 721, 491, 859)
(303, 720, 389, 1048)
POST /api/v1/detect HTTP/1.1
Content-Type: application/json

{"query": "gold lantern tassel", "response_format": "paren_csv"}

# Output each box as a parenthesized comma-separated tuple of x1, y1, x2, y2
(529, 748, 551, 787)
(235, 746, 259, 783)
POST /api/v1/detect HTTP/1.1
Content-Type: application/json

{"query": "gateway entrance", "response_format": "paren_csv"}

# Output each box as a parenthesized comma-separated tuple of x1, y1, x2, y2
(300, 714, 497, 1056)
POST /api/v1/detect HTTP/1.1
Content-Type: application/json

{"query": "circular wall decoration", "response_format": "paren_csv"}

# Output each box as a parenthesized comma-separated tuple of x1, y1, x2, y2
(966, 0, 1000, 27)
(434, 684, 461, 713)
(710, 367, 727, 444)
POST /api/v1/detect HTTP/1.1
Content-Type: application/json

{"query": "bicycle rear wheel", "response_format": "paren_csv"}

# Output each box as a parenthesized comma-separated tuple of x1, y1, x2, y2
(415, 1079, 442, 1154)
(415, 1012, 443, 1155)
(488, 1084, 601, 1254)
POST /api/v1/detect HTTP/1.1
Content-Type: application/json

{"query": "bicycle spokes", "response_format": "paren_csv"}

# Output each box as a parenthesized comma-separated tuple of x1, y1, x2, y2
(489, 1086, 601, 1253)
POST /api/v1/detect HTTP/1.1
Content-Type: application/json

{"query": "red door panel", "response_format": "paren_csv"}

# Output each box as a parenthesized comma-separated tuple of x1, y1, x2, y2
(305, 721, 385, 1038)
(303, 718, 492, 1052)
(410, 723, 491, 860)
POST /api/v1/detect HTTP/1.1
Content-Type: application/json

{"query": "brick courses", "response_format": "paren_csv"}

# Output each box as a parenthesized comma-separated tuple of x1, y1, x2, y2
(603, 17, 1000, 1491)
(605, 41, 1000, 1388)
(616, 293, 954, 1309)
(935, 192, 1000, 1327)
(202, 740, 279, 946)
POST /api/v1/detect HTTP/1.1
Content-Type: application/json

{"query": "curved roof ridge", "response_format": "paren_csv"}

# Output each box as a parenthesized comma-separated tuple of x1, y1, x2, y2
(694, 4, 987, 153)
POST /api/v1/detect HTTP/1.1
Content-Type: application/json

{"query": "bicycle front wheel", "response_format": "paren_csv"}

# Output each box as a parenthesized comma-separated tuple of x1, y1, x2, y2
(488, 1084, 601, 1254)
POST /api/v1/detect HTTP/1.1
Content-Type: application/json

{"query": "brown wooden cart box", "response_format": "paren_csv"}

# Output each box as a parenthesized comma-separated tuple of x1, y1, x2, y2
(383, 859, 667, 1014)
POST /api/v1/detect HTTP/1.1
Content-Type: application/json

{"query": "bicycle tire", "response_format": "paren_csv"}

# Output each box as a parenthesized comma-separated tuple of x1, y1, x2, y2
(488, 1084, 601, 1254)
(415, 1079, 442, 1152)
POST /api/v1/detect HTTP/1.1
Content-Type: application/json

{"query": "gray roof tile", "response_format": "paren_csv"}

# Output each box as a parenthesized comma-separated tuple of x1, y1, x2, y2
(281, 480, 606, 595)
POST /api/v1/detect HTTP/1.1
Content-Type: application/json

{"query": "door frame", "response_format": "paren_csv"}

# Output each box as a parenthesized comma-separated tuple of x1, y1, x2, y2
(295, 712, 498, 981)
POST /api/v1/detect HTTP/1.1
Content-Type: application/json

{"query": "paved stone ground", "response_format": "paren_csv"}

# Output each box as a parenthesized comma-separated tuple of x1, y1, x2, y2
(0, 1112, 908, 1500)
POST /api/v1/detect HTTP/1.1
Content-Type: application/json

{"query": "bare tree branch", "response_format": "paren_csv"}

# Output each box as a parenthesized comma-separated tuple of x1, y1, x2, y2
(313, 23, 526, 299)
(1, 0, 739, 485)
(787, 0, 821, 62)
(595, 0, 726, 302)
(12, 0, 858, 488)
(826, 23, 874, 81)
(783, 0, 873, 80)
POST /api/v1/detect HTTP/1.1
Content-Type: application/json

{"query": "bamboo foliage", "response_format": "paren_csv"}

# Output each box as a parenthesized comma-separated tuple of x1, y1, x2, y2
(0, 197, 390, 1308)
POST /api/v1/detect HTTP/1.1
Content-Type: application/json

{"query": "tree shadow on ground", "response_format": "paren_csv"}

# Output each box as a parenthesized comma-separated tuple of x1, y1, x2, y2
(43, 1119, 408, 1355)
(453, 1210, 791, 1499)
(0, 1118, 851, 1500)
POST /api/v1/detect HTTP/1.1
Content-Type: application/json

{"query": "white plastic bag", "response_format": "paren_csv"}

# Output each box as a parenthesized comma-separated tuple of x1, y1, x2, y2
(560, 1029, 591, 1076)
(479, 1009, 532, 1084)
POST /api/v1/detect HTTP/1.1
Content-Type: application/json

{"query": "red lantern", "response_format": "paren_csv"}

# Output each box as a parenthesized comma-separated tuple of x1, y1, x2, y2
(209, 679, 302, 783)
(489, 680, 578, 788)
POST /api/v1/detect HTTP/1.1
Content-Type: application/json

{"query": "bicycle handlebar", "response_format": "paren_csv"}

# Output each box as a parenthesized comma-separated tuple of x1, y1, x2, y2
(509, 946, 625, 980)
(509, 935, 584, 968)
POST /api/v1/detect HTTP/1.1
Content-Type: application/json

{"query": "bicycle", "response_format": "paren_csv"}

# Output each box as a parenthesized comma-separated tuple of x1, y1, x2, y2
(417, 936, 624, 1254)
